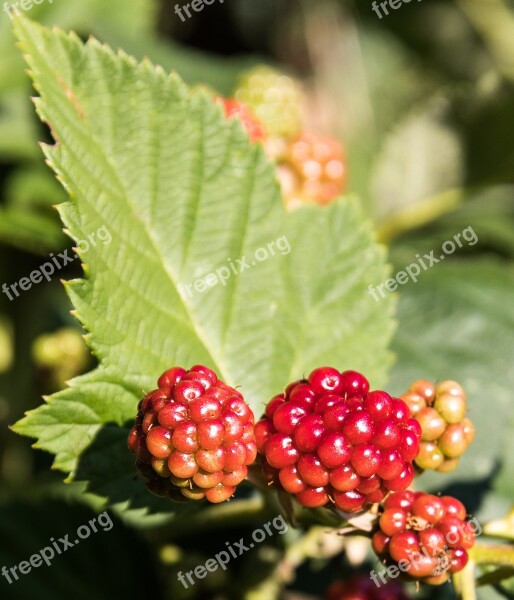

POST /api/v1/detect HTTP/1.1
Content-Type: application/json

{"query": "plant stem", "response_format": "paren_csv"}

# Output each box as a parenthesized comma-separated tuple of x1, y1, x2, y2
(476, 567, 514, 587)
(453, 558, 477, 600)
(470, 543, 514, 567)
(165, 497, 268, 539)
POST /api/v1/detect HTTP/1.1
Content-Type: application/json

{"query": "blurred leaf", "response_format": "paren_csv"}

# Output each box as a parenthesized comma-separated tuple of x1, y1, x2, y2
(485, 506, 514, 541)
(458, 0, 514, 83)
(11, 19, 394, 517)
(0, 165, 66, 253)
(456, 81, 514, 186)
(6, 165, 65, 210)
(0, 207, 64, 253)
(0, 498, 161, 600)
(0, 90, 40, 160)
(372, 101, 464, 237)
(389, 259, 514, 510)
(0, 316, 13, 373)
(299, 4, 436, 213)
(389, 186, 514, 260)
(0, 0, 156, 91)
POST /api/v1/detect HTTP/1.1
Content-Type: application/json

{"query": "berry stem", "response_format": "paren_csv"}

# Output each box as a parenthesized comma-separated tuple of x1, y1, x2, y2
(483, 509, 514, 540)
(476, 566, 514, 587)
(469, 543, 514, 567)
(452, 558, 477, 600)
(164, 497, 268, 539)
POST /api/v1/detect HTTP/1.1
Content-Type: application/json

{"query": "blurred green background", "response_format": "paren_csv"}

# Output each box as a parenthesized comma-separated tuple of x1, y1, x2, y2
(0, 1, 513, 599)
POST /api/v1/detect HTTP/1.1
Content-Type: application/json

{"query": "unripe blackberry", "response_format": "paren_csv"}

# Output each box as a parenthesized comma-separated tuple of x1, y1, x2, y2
(325, 573, 410, 600)
(274, 132, 347, 209)
(235, 66, 303, 139)
(372, 491, 475, 585)
(400, 392, 426, 417)
(256, 367, 421, 513)
(218, 98, 266, 142)
(128, 365, 256, 503)
(400, 379, 473, 473)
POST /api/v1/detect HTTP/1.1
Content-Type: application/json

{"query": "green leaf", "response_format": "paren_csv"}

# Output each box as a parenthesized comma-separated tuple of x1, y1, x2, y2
(457, 0, 514, 83)
(389, 259, 514, 511)
(11, 17, 394, 515)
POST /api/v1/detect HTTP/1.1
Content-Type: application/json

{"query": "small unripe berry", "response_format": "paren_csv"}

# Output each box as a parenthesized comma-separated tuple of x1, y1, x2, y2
(417, 407, 447, 441)
(434, 393, 466, 424)
(416, 442, 445, 470)
(400, 392, 427, 416)
(438, 424, 468, 458)
(436, 457, 460, 473)
(409, 379, 436, 403)
(402, 377, 474, 471)
(461, 417, 476, 444)
(435, 380, 466, 399)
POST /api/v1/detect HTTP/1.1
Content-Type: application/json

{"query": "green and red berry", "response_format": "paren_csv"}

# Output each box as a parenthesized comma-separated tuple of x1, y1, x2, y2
(277, 132, 347, 208)
(128, 365, 257, 503)
(218, 97, 266, 142)
(235, 66, 304, 139)
(401, 380, 474, 473)
(372, 491, 475, 584)
(255, 367, 422, 513)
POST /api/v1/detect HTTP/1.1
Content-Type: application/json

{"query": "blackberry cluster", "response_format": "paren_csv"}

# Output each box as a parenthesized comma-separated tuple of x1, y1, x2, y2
(128, 365, 257, 504)
(372, 491, 475, 585)
(235, 66, 303, 139)
(228, 65, 347, 208)
(218, 98, 266, 143)
(401, 380, 475, 473)
(276, 132, 347, 209)
(326, 574, 409, 600)
(255, 368, 422, 513)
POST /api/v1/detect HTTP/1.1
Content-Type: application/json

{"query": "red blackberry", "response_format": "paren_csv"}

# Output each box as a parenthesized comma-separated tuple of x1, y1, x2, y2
(218, 98, 266, 142)
(372, 491, 475, 585)
(400, 379, 474, 473)
(128, 365, 256, 503)
(325, 573, 410, 600)
(255, 367, 421, 513)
